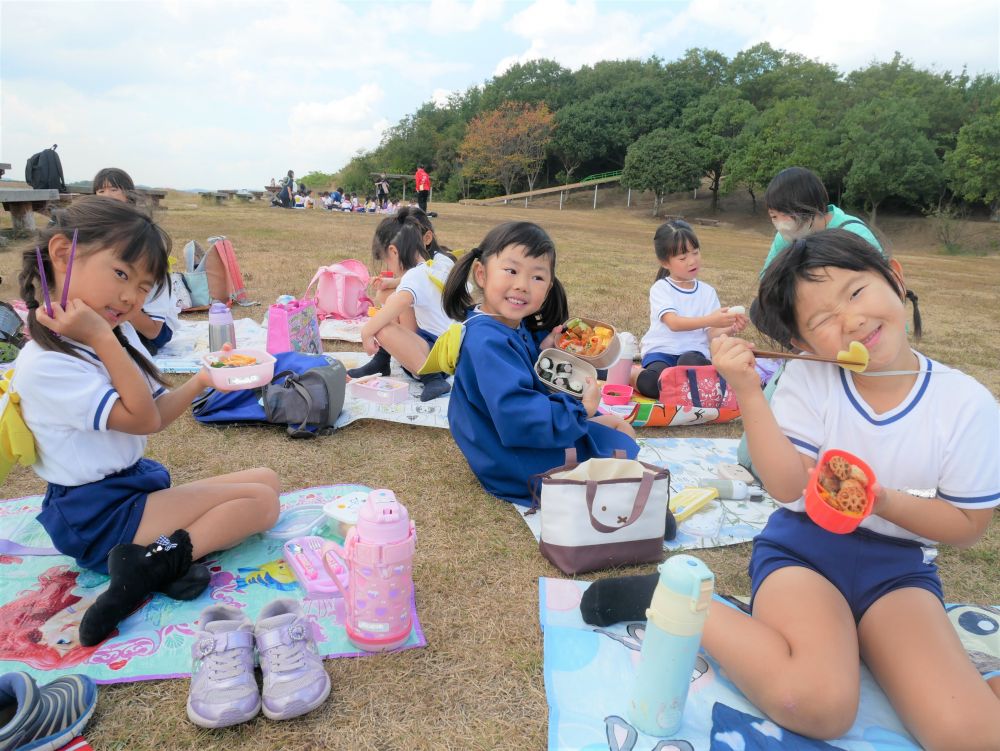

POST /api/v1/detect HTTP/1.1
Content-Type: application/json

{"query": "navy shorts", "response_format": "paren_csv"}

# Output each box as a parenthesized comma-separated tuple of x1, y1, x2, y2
(402, 327, 440, 378)
(749, 509, 943, 623)
(38, 458, 171, 574)
(641, 352, 679, 368)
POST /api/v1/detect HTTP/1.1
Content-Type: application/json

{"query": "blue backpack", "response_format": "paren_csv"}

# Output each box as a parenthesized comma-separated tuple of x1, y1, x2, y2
(192, 351, 345, 438)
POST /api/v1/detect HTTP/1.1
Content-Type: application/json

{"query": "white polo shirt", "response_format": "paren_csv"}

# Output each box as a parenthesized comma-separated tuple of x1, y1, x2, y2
(398, 253, 455, 338)
(14, 323, 167, 486)
(640, 278, 721, 360)
(143, 281, 181, 334)
(771, 353, 1000, 543)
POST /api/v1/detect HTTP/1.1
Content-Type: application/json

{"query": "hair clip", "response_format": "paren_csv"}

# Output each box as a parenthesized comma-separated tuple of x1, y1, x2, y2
(34, 247, 53, 317)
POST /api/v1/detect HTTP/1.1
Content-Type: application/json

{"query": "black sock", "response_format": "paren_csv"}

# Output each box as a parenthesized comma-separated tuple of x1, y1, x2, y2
(579, 573, 659, 627)
(418, 372, 451, 402)
(347, 347, 391, 378)
(158, 563, 210, 600)
(80, 529, 194, 646)
(636, 361, 669, 399)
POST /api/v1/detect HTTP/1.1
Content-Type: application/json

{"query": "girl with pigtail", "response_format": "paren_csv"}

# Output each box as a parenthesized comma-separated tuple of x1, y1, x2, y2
(14, 196, 279, 647)
(439, 221, 637, 505)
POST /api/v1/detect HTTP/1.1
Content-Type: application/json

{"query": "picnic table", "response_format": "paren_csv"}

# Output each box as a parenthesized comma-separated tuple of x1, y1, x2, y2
(200, 192, 226, 206)
(264, 185, 280, 194)
(58, 185, 167, 209)
(218, 190, 237, 200)
(251, 191, 264, 200)
(0, 164, 10, 179)
(234, 191, 252, 203)
(0, 188, 60, 234)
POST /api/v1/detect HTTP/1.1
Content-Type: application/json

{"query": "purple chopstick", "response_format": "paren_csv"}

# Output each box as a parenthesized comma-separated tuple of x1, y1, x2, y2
(34, 247, 53, 317)
(60, 228, 78, 309)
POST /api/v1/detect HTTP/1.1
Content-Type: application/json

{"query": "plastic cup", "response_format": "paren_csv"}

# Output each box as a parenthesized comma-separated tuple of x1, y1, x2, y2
(805, 449, 876, 534)
(601, 383, 634, 405)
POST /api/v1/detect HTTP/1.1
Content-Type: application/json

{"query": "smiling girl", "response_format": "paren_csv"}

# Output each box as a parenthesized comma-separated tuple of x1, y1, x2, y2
(439, 221, 637, 505)
(14, 197, 279, 647)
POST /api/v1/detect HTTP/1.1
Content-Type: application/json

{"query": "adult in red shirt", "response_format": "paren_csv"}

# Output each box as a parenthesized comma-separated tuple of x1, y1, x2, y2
(414, 165, 431, 213)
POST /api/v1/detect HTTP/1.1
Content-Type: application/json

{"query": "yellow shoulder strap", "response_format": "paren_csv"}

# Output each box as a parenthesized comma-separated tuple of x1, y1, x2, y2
(0, 369, 37, 483)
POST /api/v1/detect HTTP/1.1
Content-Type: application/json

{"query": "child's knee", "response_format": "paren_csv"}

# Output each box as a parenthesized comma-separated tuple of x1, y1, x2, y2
(255, 467, 280, 492)
(255, 484, 281, 528)
(618, 421, 636, 439)
(761, 681, 857, 740)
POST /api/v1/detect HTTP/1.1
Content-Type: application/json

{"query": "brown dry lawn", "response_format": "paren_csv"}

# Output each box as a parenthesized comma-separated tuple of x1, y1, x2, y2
(1, 190, 998, 750)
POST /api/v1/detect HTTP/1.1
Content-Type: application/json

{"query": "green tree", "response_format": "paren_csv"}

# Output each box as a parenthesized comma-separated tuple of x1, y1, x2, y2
(681, 87, 756, 210)
(945, 98, 1000, 220)
(840, 97, 943, 224)
(730, 43, 840, 109)
(480, 59, 573, 110)
(622, 128, 704, 216)
(724, 97, 839, 211)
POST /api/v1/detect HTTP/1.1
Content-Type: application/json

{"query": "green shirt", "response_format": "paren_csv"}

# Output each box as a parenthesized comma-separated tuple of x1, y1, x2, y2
(761, 204, 883, 275)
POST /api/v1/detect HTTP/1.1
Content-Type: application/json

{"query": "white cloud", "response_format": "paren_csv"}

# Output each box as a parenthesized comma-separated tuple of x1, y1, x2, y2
(425, 0, 505, 33)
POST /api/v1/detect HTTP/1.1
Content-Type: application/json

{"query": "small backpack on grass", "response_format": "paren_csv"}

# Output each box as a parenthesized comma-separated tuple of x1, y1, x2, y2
(192, 352, 346, 438)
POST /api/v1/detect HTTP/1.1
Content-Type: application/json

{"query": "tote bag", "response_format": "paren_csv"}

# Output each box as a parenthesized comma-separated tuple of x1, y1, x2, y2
(266, 298, 323, 355)
(658, 365, 739, 411)
(534, 449, 670, 575)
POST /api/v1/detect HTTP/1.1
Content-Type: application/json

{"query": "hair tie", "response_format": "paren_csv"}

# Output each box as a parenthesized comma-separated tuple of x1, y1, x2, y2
(25, 300, 39, 310)
(470, 247, 482, 259)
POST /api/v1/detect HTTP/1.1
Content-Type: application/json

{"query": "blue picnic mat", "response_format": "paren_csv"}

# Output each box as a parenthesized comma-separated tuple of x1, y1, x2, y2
(540, 577, 1000, 750)
(0, 485, 426, 684)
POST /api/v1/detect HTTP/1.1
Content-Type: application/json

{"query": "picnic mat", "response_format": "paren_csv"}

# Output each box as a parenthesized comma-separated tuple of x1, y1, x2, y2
(319, 316, 366, 342)
(600, 394, 740, 428)
(0, 485, 426, 685)
(540, 577, 1000, 751)
(152, 318, 268, 373)
(330, 351, 451, 430)
(518, 438, 779, 553)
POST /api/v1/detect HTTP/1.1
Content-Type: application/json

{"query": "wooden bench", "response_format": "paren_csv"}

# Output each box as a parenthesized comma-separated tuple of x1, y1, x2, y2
(0, 188, 60, 234)
(662, 213, 720, 227)
(141, 189, 167, 209)
(0, 163, 11, 179)
(200, 192, 226, 206)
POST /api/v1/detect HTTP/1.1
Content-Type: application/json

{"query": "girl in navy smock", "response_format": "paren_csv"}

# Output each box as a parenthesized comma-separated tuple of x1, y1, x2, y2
(440, 221, 637, 505)
(14, 197, 280, 647)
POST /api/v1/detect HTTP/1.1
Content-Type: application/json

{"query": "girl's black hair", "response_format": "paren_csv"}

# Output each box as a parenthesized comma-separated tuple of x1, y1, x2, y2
(18, 196, 172, 385)
(653, 219, 700, 281)
(754, 228, 921, 349)
(442, 221, 568, 332)
(92, 167, 139, 207)
(371, 217, 427, 273)
(763, 166, 829, 220)
(401, 206, 452, 258)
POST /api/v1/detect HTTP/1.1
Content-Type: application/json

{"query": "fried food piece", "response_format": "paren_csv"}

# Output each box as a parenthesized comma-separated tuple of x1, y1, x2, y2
(835, 478, 867, 515)
(828, 455, 852, 482)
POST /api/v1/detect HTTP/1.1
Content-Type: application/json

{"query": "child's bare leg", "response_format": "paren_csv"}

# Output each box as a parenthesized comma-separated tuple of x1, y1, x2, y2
(702, 566, 860, 739)
(374, 323, 432, 374)
(589, 413, 637, 439)
(858, 587, 1000, 751)
(134, 468, 280, 559)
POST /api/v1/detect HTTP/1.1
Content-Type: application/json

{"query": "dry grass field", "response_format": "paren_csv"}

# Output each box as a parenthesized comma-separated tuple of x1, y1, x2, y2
(0, 191, 998, 750)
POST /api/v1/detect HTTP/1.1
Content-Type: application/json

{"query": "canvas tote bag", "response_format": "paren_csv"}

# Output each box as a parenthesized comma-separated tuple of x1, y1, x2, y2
(534, 449, 670, 574)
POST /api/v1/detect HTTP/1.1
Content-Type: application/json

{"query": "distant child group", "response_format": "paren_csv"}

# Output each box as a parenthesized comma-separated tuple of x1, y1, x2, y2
(10, 166, 999, 745)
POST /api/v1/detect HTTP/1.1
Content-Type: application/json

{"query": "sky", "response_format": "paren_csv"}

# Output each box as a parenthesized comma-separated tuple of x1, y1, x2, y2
(2, 0, 998, 190)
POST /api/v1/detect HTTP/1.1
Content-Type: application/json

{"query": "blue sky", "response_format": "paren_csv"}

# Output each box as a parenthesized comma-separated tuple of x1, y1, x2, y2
(2, 0, 997, 190)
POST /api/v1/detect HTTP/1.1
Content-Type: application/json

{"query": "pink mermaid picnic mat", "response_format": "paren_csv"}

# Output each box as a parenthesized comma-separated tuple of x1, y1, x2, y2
(0, 485, 426, 685)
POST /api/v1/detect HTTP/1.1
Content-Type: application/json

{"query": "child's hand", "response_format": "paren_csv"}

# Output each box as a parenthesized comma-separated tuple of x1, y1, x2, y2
(728, 313, 750, 335)
(707, 307, 741, 330)
(581, 376, 600, 416)
(360, 322, 380, 356)
(539, 325, 564, 351)
(35, 299, 114, 345)
(711, 335, 760, 393)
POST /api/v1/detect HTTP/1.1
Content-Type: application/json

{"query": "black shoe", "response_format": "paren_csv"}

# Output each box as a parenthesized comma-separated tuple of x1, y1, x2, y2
(80, 529, 195, 646)
(347, 347, 391, 378)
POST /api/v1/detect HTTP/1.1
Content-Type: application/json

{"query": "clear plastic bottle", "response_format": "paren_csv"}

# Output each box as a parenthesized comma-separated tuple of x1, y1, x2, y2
(629, 554, 714, 736)
(207, 302, 236, 352)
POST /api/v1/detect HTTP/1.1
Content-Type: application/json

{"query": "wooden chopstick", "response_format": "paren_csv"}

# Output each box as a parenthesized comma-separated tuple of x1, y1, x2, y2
(752, 348, 866, 368)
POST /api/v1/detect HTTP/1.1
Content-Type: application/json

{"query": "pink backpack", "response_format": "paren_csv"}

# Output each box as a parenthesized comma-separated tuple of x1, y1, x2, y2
(306, 260, 373, 319)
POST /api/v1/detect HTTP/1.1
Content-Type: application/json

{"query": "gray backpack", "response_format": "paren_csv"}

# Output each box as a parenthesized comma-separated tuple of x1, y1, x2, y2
(263, 361, 346, 438)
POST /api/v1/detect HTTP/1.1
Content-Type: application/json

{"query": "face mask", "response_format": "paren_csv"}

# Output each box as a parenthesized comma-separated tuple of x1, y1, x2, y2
(772, 216, 809, 242)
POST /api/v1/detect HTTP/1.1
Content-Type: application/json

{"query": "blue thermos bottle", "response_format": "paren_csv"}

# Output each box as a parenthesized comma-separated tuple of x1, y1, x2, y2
(628, 554, 715, 737)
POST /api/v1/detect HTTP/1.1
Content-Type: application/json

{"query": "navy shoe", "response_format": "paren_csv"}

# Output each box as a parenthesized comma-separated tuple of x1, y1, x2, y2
(0, 671, 97, 751)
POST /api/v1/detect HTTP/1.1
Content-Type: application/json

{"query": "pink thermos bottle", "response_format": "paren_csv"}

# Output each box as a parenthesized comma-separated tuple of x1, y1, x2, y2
(343, 489, 416, 652)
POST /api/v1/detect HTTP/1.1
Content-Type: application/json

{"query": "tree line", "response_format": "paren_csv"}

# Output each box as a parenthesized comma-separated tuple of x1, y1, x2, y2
(327, 45, 1000, 223)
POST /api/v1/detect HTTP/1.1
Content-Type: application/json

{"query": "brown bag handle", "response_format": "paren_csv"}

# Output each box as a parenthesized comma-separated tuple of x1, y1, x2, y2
(584, 470, 655, 533)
